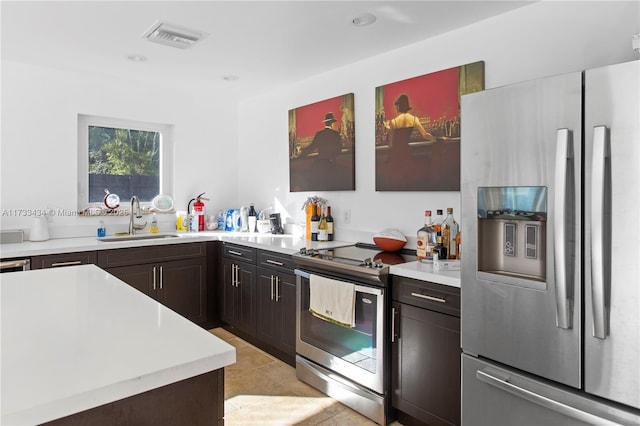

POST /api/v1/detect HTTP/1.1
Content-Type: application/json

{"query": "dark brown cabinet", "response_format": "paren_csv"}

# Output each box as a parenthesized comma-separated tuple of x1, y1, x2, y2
(256, 250, 296, 363)
(391, 275, 461, 426)
(98, 243, 208, 325)
(31, 251, 97, 269)
(221, 243, 257, 335)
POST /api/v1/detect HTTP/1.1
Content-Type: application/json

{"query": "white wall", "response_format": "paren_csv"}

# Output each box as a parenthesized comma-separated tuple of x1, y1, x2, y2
(237, 1, 640, 246)
(0, 62, 239, 237)
(1, 1, 638, 244)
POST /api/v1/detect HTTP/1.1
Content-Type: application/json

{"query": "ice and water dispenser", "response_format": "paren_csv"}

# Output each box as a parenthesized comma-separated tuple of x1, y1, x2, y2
(477, 187, 547, 288)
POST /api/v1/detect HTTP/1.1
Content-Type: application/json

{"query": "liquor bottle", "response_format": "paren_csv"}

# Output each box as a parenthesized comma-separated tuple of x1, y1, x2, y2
(326, 206, 335, 241)
(248, 203, 257, 233)
(455, 230, 462, 260)
(433, 209, 444, 235)
(441, 207, 459, 259)
(416, 210, 436, 262)
(310, 203, 320, 241)
(434, 235, 447, 260)
(318, 207, 329, 242)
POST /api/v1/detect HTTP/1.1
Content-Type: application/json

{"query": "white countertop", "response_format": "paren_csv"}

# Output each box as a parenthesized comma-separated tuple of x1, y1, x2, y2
(0, 264, 236, 425)
(0, 231, 352, 258)
(0, 232, 460, 287)
(390, 261, 461, 288)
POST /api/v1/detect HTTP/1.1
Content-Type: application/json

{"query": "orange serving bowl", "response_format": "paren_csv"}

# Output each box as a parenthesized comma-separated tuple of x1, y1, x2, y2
(373, 229, 407, 252)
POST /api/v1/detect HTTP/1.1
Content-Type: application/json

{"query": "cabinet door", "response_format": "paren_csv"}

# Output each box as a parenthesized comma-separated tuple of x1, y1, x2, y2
(392, 301, 461, 426)
(277, 272, 297, 356)
(221, 258, 236, 324)
(106, 264, 154, 297)
(256, 269, 296, 358)
(221, 258, 256, 334)
(256, 268, 279, 344)
(159, 257, 207, 324)
(236, 263, 256, 334)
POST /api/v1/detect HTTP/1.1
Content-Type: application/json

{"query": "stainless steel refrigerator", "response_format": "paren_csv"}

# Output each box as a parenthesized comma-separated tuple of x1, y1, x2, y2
(460, 60, 639, 425)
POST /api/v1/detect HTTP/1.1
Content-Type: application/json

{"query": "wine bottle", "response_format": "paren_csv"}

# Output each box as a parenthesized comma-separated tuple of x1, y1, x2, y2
(326, 206, 334, 241)
(318, 207, 329, 242)
(310, 203, 320, 241)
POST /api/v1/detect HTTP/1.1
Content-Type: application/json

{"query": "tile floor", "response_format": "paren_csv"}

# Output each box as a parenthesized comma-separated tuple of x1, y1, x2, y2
(210, 327, 402, 426)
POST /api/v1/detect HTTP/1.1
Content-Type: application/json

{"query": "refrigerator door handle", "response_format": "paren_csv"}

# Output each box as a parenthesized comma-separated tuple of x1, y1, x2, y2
(476, 369, 620, 426)
(554, 128, 573, 329)
(591, 125, 610, 339)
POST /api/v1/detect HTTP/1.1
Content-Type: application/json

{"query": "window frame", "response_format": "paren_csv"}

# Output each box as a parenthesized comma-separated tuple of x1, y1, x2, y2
(77, 114, 174, 212)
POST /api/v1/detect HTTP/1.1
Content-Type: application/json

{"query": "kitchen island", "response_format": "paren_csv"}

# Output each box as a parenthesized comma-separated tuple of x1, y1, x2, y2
(0, 264, 236, 425)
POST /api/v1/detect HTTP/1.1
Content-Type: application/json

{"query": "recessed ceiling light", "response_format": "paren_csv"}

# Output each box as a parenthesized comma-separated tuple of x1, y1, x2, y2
(126, 54, 147, 62)
(352, 13, 377, 27)
(222, 75, 239, 82)
(142, 21, 209, 50)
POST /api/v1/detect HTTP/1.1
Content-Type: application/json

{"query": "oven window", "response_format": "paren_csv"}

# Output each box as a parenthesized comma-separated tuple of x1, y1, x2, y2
(300, 283, 378, 373)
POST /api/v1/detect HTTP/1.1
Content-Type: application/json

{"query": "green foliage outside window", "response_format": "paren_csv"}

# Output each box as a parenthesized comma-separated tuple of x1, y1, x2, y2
(89, 126, 160, 176)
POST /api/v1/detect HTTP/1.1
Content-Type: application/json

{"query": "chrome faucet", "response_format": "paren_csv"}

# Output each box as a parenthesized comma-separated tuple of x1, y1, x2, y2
(129, 196, 147, 235)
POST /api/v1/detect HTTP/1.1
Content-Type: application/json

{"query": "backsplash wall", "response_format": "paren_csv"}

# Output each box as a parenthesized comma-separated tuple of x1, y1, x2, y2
(236, 1, 639, 246)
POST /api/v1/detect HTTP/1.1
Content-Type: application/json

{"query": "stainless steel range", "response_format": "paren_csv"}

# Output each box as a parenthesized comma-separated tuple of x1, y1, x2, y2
(293, 243, 416, 425)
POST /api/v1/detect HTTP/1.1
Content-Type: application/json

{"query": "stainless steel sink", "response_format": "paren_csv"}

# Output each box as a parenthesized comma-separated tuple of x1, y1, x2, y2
(97, 233, 180, 242)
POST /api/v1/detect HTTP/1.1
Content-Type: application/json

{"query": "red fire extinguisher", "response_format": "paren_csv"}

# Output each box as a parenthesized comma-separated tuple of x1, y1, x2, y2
(188, 192, 208, 232)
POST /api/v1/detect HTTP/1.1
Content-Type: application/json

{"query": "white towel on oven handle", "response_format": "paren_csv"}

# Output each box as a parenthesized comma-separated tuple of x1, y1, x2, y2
(309, 274, 356, 328)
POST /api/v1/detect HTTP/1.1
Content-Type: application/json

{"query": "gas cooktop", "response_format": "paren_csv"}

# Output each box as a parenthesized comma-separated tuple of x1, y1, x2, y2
(292, 243, 416, 284)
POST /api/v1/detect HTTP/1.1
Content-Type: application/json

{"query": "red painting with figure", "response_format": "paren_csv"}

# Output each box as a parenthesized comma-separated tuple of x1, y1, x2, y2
(375, 61, 484, 191)
(289, 93, 355, 191)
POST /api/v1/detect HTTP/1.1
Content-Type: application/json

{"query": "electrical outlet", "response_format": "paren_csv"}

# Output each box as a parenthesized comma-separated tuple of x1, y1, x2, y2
(343, 209, 351, 224)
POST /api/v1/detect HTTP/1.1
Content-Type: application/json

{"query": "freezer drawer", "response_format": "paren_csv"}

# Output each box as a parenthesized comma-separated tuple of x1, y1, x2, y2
(462, 354, 640, 426)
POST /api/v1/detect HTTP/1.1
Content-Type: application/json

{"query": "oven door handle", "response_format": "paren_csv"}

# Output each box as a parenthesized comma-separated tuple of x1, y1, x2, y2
(296, 269, 384, 297)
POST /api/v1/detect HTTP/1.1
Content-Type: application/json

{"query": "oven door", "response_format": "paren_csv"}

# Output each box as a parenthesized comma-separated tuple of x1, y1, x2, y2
(295, 269, 385, 394)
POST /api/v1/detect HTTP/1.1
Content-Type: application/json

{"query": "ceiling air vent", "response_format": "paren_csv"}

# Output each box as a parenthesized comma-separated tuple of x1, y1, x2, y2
(142, 21, 208, 50)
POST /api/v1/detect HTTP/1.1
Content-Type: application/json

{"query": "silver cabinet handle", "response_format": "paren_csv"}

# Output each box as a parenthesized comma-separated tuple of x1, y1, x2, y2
(266, 259, 284, 266)
(229, 250, 243, 256)
(410, 292, 445, 303)
(153, 266, 157, 290)
(275, 276, 280, 302)
(159, 266, 163, 290)
(233, 264, 239, 287)
(476, 369, 619, 426)
(554, 128, 574, 329)
(591, 125, 609, 339)
(391, 307, 398, 343)
(270, 275, 274, 301)
(234, 264, 238, 287)
(50, 260, 83, 267)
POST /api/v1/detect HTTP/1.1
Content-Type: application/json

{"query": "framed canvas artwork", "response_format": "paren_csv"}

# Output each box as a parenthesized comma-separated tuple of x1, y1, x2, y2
(289, 93, 355, 192)
(375, 61, 484, 191)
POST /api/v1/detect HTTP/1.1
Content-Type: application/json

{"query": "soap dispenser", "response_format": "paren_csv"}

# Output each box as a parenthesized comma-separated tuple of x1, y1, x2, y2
(150, 213, 159, 233)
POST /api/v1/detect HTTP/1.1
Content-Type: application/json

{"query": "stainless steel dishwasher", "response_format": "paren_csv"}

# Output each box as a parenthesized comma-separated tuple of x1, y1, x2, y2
(0, 259, 31, 272)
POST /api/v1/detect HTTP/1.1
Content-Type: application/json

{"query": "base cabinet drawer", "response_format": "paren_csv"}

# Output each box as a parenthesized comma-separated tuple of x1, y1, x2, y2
(31, 251, 97, 269)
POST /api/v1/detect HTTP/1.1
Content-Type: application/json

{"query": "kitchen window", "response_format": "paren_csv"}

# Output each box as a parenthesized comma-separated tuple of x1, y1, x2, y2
(77, 114, 174, 211)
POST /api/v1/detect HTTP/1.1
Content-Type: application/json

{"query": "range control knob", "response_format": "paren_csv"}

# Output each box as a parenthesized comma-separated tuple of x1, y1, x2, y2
(374, 260, 384, 268)
(363, 258, 373, 267)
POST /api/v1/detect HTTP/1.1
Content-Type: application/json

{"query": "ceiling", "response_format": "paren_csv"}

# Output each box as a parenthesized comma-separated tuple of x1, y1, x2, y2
(1, 1, 534, 100)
